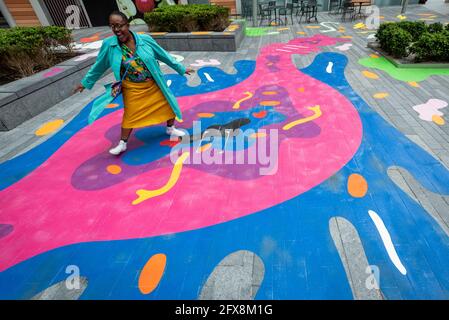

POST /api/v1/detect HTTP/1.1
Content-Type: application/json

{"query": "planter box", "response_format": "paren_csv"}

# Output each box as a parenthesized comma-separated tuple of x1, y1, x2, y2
(367, 41, 449, 69)
(0, 53, 100, 131)
(149, 20, 245, 52)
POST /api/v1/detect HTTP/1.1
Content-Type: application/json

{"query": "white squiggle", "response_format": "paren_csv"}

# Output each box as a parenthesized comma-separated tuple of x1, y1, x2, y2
(369, 210, 407, 275)
(326, 62, 333, 74)
(286, 45, 309, 49)
(204, 72, 214, 82)
(320, 21, 340, 33)
(167, 80, 172, 87)
(276, 49, 292, 52)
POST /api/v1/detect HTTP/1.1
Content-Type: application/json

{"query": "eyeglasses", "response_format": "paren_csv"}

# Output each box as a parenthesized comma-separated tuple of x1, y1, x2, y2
(109, 23, 128, 30)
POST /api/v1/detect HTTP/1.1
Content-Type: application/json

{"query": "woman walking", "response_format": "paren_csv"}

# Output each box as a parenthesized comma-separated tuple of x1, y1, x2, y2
(74, 11, 194, 155)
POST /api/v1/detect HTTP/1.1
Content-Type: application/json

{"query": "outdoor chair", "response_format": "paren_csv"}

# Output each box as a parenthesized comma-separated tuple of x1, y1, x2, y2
(341, 0, 355, 21)
(258, 3, 273, 26)
(279, 3, 295, 25)
(299, 0, 320, 23)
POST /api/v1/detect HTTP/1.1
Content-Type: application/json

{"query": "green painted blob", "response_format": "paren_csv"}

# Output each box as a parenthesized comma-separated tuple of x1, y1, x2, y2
(245, 27, 279, 37)
(358, 56, 449, 82)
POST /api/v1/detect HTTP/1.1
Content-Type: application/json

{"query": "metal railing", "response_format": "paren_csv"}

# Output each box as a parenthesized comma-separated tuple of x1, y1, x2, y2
(41, 0, 91, 28)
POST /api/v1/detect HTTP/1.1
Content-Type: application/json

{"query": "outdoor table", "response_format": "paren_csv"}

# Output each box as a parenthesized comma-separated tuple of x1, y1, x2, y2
(351, 0, 371, 18)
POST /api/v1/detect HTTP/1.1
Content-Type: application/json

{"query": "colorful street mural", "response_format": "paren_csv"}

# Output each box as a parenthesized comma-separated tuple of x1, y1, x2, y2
(1, 35, 449, 299)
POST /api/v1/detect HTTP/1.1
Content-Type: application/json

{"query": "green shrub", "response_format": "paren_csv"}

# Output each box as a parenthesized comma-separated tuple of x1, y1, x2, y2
(427, 22, 444, 33)
(0, 26, 73, 77)
(410, 30, 449, 62)
(396, 21, 427, 39)
(376, 24, 412, 58)
(144, 4, 230, 32)
(446, 23, 449, 31)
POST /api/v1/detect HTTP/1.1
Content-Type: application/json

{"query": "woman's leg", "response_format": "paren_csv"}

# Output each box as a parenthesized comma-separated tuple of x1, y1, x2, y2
(166, 118, 186, 137)
(109, 127, 132, 155)
(166, 118, 175, 127)
(121, 127, 133, 142)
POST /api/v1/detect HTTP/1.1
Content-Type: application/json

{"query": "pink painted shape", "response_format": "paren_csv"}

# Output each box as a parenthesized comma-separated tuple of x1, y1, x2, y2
(0, 35, 362, 271)
(413, 98, 448, 121)
(43, 67, 64, 78)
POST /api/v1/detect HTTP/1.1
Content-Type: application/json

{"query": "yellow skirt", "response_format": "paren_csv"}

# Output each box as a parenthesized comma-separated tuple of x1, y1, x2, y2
(121, 79, 175, 129)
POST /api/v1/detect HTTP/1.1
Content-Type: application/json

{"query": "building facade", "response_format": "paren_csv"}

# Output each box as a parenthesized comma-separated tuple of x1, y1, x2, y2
(0, 0, 239, 28)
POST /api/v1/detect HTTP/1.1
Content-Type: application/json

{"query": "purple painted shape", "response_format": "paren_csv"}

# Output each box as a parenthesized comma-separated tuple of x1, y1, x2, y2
(0, 224, 13, 239)
(43, 67, 64, 78)
(71, 84, 321, 190)
(266, 55, 281, 72)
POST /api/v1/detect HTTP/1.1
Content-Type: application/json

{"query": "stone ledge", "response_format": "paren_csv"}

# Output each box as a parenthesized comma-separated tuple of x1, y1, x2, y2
(149, 20, 246, 52)
(0, 53, 100, 131)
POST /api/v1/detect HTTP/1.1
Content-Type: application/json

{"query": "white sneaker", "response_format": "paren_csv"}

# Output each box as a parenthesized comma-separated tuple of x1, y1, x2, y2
(166, 126, 186, 137)
(109, 140, 127, 155)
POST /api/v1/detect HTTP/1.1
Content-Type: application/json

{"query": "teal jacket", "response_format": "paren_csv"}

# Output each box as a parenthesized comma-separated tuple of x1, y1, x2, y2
(81, 31, 186, 122)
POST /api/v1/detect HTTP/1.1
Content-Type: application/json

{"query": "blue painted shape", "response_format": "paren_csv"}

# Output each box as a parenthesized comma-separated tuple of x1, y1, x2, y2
(2, 53, 449, 300)
(166, 60, 255, 96)
(124, 105, 286, 166)
(0, 61, 255, 191)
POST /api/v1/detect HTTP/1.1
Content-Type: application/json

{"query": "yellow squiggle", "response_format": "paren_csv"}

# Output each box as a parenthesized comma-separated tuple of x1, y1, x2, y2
(233, 92, 253, 109)
(132, 152, 190, 205)
(282, 105, 322, 130)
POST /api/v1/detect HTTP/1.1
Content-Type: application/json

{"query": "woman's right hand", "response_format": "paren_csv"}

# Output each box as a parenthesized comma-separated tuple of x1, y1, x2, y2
(73, 84, 85, 94)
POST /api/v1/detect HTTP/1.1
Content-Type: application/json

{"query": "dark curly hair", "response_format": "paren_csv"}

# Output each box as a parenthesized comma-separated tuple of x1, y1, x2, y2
(109, 11, 129, 23)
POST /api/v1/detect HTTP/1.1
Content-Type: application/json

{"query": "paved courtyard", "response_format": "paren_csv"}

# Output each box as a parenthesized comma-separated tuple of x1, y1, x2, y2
(0, 4, 449, 300)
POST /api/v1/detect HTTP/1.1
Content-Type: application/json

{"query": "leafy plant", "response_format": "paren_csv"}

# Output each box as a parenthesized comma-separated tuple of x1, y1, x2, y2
(410, 30, 449, 62)
(376, 23, 412, 58)
(375, 21, 449, 62)
(395, 21, 427, 39)
(0, 26, 73, 78)
(144, 4, 230, 32)
(427, 22, 444, 33)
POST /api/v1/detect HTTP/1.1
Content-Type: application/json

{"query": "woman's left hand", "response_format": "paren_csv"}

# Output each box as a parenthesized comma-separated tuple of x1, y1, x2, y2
(185, 68, 195, 75)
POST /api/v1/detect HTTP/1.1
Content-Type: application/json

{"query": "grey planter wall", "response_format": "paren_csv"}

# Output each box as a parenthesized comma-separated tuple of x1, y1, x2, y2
(151, 20, 246, 52)
(0, 54, 99, 131)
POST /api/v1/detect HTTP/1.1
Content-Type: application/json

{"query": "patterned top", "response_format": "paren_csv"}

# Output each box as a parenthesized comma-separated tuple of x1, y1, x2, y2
(120, 44, 153, 82)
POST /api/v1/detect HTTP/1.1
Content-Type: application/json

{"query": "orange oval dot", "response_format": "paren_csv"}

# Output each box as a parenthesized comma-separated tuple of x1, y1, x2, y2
(199, 143, 212, 152)
(106, 165, 122, 175)
(297, 87, 305, 92)
(260, 100, 280, 106)
(138, 253, 167, 295)
(35, 119, 64, 136)
(106, 103, 120, 109)
(347, 173, 368, 198)
(362, 70, 379, 79)
(197, 113, 215, 118)
(408, 81, 420, 87)
(250, 132, 267, 138)
(432, 115, 445, 126)
(297, 31, 306, 35)
(262, 91, 278, 95)
(373, 92, 389, 99)
(370, 54, 380, 58)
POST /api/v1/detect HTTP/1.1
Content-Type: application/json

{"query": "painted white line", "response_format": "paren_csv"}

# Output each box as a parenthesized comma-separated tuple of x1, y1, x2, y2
(204, 72, 215, 82)
(326, 62, 334, 74)
(276, 49, 292, 52)
(368, 210, 407, 275)
(167, 80, 172, 87)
